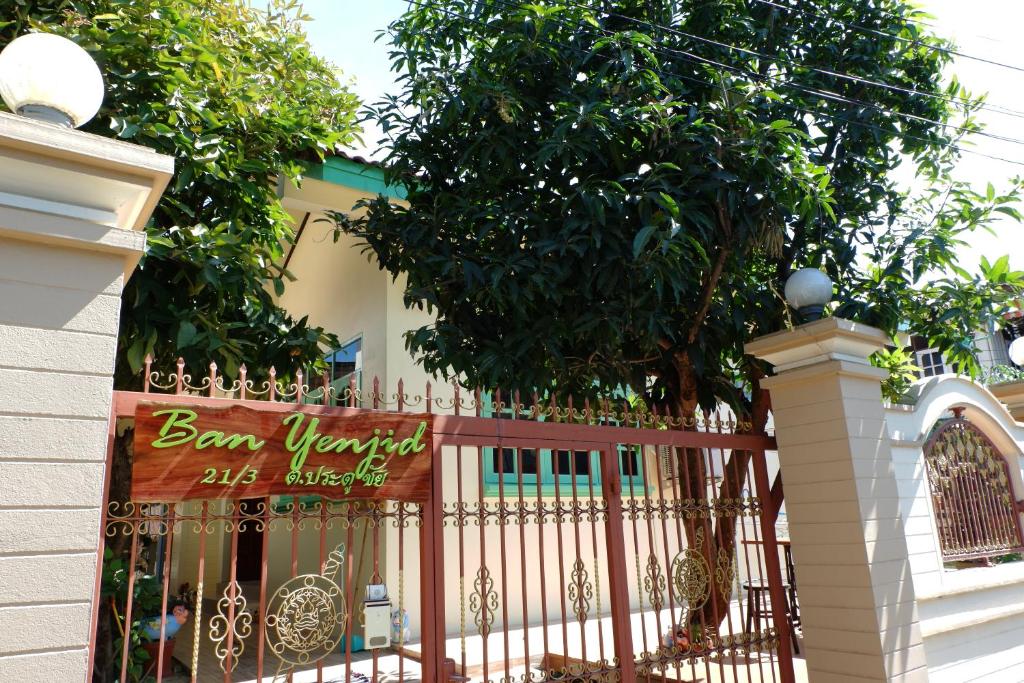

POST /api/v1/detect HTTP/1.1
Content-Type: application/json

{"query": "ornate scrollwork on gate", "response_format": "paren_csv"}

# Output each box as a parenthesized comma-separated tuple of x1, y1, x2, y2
(670, 527, 711, 613)
(264, 545, 347, 669)
(567, 558, 594, 624)
(208, 581, 253, 672)
(644, 554, 666, 613)
(470, 566, 498, 636)
(714, 546, 735, 602)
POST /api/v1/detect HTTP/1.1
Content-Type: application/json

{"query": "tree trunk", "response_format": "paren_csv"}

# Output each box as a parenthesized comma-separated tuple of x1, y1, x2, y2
(671, 359, 772, 634)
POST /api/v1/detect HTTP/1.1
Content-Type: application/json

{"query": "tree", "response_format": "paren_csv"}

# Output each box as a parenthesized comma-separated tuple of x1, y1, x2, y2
(2, 3, 360, 680)
(335, 0, 1024, 628)
(1, 0, 360, 387)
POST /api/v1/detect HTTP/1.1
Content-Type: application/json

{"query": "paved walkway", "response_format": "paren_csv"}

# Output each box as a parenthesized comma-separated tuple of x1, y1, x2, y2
(157, 599, 806, 682)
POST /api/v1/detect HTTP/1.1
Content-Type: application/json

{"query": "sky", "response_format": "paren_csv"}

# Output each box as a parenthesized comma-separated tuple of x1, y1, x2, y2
(299, 0, 1024, 273)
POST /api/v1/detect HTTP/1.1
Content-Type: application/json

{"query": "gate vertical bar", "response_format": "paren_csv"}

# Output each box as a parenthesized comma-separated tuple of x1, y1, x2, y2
(601, 444, 636, 680)
(750, 448, 795, 683)
(421, 433, 445, 683)
(190, 502, 209, 683)
(87, 404, 119, 683)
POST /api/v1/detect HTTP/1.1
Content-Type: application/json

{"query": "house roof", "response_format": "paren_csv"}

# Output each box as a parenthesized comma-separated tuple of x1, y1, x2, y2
(300, 149, 405, 200)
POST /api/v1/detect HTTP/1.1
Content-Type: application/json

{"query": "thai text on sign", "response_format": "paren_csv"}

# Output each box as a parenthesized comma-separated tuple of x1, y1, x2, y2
(131, 403, 433, 502)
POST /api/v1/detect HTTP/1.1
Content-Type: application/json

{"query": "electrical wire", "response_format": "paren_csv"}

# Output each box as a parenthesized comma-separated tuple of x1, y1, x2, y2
(542, 4, 1024, 149)
(552, 0, 1024, 119)
(399, 0, 1024, 168)
(747, 0, 1024, 76)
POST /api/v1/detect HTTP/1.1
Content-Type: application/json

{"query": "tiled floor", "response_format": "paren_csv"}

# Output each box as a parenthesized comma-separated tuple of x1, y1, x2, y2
(152, 599, 804, 682)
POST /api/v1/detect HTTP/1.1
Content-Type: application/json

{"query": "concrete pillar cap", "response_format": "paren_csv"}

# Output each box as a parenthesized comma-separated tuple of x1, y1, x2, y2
(745, 317, 889, 373)
(988, 379, 1024, 421)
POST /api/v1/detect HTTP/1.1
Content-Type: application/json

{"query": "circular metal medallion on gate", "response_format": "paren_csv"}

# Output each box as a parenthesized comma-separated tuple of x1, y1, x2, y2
(670, 528, 711, 612)
(264, 546, 347, 667)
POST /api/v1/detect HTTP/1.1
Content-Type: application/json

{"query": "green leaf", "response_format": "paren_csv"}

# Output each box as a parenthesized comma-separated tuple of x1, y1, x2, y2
(632, 225, 657, 258)
(176, 321, 198, 348)
(126, 338, 146, 374)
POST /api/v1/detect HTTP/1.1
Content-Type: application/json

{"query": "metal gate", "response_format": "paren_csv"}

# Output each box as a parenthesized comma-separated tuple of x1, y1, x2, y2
(90, 363, 793, 683)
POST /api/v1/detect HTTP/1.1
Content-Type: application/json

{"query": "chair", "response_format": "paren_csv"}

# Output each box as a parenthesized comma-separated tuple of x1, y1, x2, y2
(743, 579, 800, 654)
(782, 544, 801, 627)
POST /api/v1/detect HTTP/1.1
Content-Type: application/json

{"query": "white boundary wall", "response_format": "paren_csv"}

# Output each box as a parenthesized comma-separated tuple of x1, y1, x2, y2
(0, 112, 170, 682)
(885, 376, 1024, 683)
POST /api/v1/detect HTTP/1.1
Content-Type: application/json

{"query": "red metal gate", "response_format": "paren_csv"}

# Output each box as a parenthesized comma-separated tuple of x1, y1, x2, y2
(90, 363, 794, 683)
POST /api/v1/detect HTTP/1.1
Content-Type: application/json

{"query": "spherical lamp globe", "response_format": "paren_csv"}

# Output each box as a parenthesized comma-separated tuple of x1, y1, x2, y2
(784, 268, 833, 321)
(1009, 337, 1024, 367)
(0, 33, 104, 128)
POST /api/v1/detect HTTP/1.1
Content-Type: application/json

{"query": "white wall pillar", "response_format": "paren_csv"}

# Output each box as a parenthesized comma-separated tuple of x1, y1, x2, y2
(0, 112, 171, 681)
(747, 318, 929, 683)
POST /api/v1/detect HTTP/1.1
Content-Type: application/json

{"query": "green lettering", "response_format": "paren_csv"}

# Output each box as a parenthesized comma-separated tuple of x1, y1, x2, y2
(151, 409, 199, 449)
(220, 433, 265, 451)
(283, 412, 321, 471)
(192, 431, 264, 451)
(397, 421, 428, 455)
(354, 450, 386, 479)
(195, 431, 222, 449)
(379, 429, 399, 454)
(331, 437, 355, 453)
(314, 435, 337, 453)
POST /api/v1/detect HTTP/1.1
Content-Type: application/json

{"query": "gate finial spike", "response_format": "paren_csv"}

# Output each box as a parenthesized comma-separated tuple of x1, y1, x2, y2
(208, 361, 218, 397)
(175, 357, 185, 394)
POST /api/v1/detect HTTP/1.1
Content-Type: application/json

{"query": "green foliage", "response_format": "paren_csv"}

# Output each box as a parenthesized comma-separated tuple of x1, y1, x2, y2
(100, 548, 164, 682)
(982, 364, 1024, 386)
(0, 0, 361, 385)
(873, 343, 922, 402)
(335, 0, 1024, 413)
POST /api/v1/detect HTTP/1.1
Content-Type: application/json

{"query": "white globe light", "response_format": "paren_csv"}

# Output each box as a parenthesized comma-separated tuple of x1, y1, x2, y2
(0, 33, 104, 128)
(784, 268, 833, 321)
(1009, 337, 1024, 366)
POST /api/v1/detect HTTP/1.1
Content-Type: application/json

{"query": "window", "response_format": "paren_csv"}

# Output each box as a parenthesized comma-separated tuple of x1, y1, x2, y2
(916, 348, 945, 377)
(479, 392, 647, 495)
(324, 337, 361, 403)
(482, 444, 646, 496)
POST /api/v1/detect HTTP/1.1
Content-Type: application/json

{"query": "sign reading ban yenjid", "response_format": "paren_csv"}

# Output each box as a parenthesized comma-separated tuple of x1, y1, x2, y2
(132, 403, 433, 503)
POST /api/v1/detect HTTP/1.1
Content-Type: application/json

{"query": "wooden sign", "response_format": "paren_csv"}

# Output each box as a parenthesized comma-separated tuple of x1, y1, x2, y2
(131, 402, 433, 503)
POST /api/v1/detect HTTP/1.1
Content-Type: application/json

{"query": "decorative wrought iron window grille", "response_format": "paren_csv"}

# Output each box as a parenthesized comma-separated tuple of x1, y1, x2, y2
(924, 417, 1024, 562)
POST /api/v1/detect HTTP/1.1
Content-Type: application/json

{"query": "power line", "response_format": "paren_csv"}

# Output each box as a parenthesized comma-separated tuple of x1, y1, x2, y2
(399, 0, 1024, 169)
(748, 0, 1024, 76)
(495, 0, 1024, 157)
(565, 0, 1024, 119)
(585, 15, 1024, 149)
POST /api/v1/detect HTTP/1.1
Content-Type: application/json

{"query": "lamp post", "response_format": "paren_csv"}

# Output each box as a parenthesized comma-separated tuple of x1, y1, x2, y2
(0, 32, 173, 681)
(1009, 337, 1024, 367)
(784, 268, 833, 322)
(0, 32, 104, 128)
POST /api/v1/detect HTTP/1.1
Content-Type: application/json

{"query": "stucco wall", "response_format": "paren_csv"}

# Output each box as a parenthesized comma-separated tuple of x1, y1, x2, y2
(276, 213, 390, 386)
(0, 239, 124, 681)
(885, 376, 1024, 682)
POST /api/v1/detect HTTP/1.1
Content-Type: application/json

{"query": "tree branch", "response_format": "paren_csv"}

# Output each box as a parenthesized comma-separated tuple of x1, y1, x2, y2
(686, 201, 733, 345)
